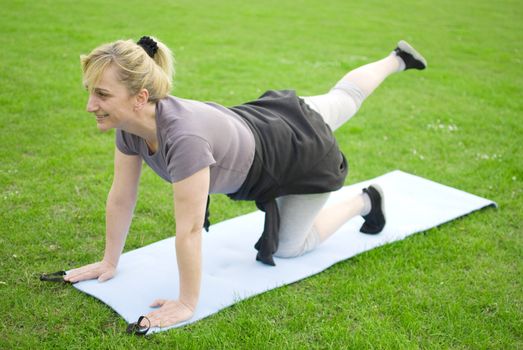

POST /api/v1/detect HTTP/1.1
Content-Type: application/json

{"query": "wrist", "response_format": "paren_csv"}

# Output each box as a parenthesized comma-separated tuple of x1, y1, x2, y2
(178, 298, 197, 312)
(102, 256, 118, 268)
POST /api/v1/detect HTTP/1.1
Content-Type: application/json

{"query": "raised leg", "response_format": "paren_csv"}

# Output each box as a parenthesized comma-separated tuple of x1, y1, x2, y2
(301, 40, 427, 131)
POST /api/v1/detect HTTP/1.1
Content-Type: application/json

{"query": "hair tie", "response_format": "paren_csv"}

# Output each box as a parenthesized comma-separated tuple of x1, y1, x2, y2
(137, 36, 158, 58)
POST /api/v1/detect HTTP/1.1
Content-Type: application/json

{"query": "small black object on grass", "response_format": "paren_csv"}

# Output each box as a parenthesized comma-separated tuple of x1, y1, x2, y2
(126, 315, 151, 336)
(40, 270, 69, 283)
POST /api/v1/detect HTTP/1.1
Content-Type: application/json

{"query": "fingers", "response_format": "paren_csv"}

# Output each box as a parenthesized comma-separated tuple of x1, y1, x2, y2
(64, 269, 98, 283)
(142, 300, 194, 328)
(63, 262, 115, 283)
(64, 263, 95, 280)
(150, 299, 167, 307)
(98, 270, 115, 282)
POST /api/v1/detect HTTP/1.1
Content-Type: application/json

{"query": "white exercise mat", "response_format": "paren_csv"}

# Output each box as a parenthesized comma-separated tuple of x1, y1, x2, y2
(72, 170, 496, 334)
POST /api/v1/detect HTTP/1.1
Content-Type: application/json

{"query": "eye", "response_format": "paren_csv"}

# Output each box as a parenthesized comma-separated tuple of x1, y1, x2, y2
(96, 91, 108, 98)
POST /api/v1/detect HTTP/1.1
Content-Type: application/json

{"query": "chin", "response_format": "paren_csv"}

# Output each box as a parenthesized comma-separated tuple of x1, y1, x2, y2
(96, 122, 112, 132)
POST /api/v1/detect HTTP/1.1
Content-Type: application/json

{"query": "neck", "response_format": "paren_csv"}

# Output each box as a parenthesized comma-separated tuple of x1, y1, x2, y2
(124, 103, 158, 146)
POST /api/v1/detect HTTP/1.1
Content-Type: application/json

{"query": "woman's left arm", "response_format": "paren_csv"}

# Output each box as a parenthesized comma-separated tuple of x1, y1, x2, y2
(143, 167, 210, 328)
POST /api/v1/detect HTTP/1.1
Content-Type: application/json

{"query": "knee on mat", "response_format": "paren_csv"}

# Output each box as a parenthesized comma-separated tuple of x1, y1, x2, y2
(273, 245, 305, 259)
(274, 227, 321, 258)
(274, 238, 316, 258)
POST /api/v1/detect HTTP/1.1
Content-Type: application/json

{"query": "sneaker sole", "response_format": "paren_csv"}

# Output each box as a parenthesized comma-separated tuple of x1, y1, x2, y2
(398, 40, 428, 68)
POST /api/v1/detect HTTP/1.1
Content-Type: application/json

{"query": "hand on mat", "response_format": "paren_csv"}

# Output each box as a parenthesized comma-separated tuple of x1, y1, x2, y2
(64, 260, 116, 283)
(142, 299, 194, 328)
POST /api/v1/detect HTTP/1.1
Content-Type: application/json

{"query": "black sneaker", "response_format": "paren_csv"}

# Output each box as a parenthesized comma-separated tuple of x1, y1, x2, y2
(360, 184, 386, 234)
(394, 40, 427, 70)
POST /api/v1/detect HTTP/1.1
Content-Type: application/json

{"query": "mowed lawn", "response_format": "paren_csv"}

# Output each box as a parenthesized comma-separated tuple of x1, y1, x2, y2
(1, 0, 521, 348)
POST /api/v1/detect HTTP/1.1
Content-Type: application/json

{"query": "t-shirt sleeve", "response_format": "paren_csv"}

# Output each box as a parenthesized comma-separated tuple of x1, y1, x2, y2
(115, 129, 139, 155)
(166, 135, 216, 183)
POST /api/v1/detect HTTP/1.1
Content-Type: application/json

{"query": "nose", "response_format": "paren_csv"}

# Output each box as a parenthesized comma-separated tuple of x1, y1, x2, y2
(86, 94, 98, 113)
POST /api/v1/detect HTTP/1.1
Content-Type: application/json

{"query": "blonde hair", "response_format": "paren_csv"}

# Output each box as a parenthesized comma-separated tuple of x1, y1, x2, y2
(81, 37, 174, 102)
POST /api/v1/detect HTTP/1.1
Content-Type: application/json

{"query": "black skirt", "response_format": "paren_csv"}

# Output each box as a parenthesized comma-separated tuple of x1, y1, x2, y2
(228, 89, 348, 202)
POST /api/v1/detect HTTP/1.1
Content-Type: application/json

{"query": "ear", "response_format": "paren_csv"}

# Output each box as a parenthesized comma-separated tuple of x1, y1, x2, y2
(134, 88, 150, 111)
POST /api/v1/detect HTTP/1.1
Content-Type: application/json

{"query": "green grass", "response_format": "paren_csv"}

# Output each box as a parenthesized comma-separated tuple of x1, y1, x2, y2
(1, 0, 522, 348)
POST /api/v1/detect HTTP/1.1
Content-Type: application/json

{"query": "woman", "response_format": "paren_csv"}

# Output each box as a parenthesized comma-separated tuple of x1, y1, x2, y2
(64, 36, 427, 328)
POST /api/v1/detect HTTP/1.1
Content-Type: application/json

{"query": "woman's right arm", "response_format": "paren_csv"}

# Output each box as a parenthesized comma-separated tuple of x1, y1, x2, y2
(64, 148, 142, 283)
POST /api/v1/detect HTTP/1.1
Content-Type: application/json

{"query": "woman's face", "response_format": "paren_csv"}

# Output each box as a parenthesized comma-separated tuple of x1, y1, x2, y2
(85, 65, 135, 132)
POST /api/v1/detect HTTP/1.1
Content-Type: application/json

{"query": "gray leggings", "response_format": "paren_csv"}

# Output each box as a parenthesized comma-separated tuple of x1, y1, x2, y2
(274, 81, 366, 258)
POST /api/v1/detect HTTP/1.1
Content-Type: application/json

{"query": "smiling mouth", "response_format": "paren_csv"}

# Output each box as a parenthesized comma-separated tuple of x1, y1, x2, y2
(96, 114, 109, 121)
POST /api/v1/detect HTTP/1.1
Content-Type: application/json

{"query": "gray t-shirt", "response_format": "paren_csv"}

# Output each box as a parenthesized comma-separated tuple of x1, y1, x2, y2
(116, 95, 255, 194)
